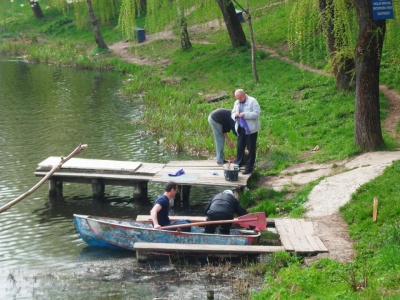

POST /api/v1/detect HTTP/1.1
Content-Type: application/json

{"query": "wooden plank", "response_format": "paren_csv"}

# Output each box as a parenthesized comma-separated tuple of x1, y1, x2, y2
(152, 166, 249, 187)
(136, 215, 207, 222)
(135, 163, 165, 174)
(37, 157, 142, 173)
(134, 242, 284, 254)
(301, 220, 328, 252)
(287, 219, 314, 253)
(34, 171, 154, 181)
(274, 219, 295, 252)
(166, 160, 225, 168)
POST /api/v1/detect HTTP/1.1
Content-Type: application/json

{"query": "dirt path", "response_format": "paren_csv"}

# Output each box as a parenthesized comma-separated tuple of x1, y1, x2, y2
(108, 24, 400, 264)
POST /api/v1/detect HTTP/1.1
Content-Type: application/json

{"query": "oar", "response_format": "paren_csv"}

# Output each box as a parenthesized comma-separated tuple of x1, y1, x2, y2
(0, 144, 88, 214)
(161, 212, 266, 231)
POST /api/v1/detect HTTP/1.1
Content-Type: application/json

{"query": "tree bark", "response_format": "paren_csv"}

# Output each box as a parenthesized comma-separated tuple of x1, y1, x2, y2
(28, 0, 44, 19)
(179, 11, 192, 50)
(244, 0, 258, 83)
(86, 0, 108, 50)
(319, 0, 355, 91)
(353, 0, 385, 151)
(216, 0, 247, 48)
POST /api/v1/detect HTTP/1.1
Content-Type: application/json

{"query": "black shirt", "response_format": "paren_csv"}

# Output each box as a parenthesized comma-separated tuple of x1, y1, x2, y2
(210, 109, 237, 135)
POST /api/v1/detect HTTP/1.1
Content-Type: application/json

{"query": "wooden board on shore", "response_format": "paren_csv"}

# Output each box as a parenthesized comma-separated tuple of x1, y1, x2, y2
(274, 218, 328, 254)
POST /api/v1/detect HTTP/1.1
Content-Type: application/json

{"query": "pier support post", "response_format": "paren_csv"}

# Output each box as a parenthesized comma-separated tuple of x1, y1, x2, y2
(182, 185, 191, 207)
(49, 178, 63, 198)
(91, 179, 105, 198)
(133, 181, 148, 199)
(174, 185, 191, 208)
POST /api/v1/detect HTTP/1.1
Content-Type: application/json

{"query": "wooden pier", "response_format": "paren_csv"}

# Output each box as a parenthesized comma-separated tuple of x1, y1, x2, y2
(34, 157, 250, 200)
(133, 216, 328, 261)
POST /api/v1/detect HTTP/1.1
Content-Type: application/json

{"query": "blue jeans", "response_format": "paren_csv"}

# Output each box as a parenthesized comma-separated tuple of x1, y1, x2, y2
(208, 114, 225, 163)
(169, 219, 191, 232)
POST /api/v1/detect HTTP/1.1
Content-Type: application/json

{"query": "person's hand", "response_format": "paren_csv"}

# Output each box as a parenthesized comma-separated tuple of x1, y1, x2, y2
(253, 227, 260, 233)
(153, 224, 161, 230)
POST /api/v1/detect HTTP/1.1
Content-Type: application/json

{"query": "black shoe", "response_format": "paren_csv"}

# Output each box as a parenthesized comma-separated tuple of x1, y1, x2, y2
(217, 160, 229, 165)
(242, 170, 252, 175)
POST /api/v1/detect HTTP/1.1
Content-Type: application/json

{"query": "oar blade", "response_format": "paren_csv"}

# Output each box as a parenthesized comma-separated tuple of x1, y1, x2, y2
(237, 212, 267, 230)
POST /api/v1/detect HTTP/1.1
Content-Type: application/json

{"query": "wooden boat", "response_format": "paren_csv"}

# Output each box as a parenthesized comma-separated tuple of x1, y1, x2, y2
(73, 214, 261, 251)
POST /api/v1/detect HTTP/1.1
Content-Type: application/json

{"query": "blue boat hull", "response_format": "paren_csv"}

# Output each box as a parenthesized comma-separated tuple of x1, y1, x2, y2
(73, 214, 260, 251)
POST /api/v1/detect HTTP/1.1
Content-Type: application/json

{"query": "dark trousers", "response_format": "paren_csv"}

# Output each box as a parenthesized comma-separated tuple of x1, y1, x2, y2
(204, 213, 233, 235)
(236, 127, 258, 172)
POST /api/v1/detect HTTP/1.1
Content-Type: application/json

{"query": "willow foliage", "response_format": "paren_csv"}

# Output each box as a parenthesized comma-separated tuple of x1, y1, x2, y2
(384, 4, 400, 62)
(287, 0, 357, 67)
(117, 0, 141, 40)
(145, 0, 217, 33)
(51, 0, 119, 30)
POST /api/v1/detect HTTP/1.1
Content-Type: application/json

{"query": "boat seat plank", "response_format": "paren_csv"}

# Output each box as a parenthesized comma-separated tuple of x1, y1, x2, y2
(136, 215, 207, 222)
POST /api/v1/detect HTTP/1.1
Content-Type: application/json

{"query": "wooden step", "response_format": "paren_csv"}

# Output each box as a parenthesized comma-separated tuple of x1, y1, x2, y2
(134, 242, 284, 261)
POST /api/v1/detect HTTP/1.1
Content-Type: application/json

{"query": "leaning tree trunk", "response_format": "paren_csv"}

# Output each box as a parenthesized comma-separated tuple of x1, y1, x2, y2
(353, 0, 385, 151)
(86, 0, 108, 49)
(28, 0, 44, 19)
(216, 0, 247, 48)
(319, 0, 355, 91)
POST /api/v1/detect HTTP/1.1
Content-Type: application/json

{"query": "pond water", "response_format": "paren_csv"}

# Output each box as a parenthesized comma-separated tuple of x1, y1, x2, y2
(0, 58, 262, 299)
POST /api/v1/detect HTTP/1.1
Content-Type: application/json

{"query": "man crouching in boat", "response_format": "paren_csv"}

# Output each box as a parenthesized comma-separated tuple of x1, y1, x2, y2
(150, 181, 191, 232)
(204, 190, 248, 234)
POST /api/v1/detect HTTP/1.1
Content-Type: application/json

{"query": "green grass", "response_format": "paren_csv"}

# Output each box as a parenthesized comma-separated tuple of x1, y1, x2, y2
(1, 2, 400, 299)
(253, 162, 400, 299)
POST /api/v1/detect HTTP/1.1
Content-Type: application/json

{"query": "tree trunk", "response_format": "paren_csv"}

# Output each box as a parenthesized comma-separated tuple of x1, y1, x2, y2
(28, 0, 44, 19)
(86, 0, 108, 50)
(178, 11, 191, 50)
(353, 0, 385, 151)
(244, 0, 258, 83)
(216, 0, 247, 48)
(319, 0, 355, 91)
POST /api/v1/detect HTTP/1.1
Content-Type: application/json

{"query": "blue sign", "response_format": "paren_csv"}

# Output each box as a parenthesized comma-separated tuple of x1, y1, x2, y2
(372, 0, 394, 20)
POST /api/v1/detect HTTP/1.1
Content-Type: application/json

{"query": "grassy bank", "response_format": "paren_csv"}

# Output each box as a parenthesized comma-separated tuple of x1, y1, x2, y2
(1, 1, 400, 298)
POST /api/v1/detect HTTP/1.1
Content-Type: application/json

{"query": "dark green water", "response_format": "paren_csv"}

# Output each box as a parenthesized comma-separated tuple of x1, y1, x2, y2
(0, 58, 245, 299)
